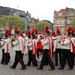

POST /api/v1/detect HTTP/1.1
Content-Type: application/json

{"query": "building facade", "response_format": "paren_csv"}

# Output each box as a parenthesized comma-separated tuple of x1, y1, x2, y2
(30, 18, 39, 29)
(0, 6, 31, 30)
(54, 7, 75, 33)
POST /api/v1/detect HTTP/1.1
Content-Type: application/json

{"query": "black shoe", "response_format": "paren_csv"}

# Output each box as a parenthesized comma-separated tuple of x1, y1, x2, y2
(8, 60, 10, 62)
(44, 64, 48, 66)
(10, 66, 15, 69)
(48, 68, 55, 70)
(55, 64, 58, 66)
(68, 67, 73, 70)
(4, 63, 8, 65)
(20, 67, 26, 70)
(1, 62, 4, 64)
(37, 68, 43, 70)
(58, 67, 64, 70)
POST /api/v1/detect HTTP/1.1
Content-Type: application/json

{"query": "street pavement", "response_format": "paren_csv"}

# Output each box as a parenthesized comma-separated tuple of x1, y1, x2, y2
(0, 47, 75, 75)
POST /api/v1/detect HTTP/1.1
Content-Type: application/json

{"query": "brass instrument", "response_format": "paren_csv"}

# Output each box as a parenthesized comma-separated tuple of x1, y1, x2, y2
(27, 46, 30, 51)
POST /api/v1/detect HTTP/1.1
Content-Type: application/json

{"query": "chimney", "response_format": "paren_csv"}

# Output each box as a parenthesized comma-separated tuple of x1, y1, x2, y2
(26, 11, 28, 14)
(37, 18, 39, 21)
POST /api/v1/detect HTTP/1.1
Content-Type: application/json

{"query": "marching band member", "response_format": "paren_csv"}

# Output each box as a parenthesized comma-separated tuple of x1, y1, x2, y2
(0, 35, 6, 64)
(0, 28, 11, 65)
(36, 33, 43, 62)
(0, 34, 9, 65)
(7, 34, 11, 63)
(58, 26, 73, 70)
(26, 30, 32, 66)
(22, 31, 29, 55)
(10, 31, 26, 70)
(37, 25, 55, 70)
(0, 37, 4, 64)
(26, 29, 38, 67)
(53, 27, 62, 66)
(31, 28, 38, 67)
(70, 28, 75, 65)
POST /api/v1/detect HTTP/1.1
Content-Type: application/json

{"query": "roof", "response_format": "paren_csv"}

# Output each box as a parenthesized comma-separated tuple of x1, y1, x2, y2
(31, 18, 39, 23)
(0, 6, 10, 15)
(54, 7, 75, 16)
(59, 9, 66, 15)
(0, 6, 26, 17)
(54, 9, 66, 15)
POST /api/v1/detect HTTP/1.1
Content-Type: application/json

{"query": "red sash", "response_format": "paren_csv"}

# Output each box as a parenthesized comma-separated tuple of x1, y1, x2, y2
(32, 40, 37, 55)
(70, 39, 75, 54)
(5, 43, 8, 53)
(47, 36, 52, 56)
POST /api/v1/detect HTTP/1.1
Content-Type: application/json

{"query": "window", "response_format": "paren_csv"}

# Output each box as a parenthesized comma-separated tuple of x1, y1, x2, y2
(58, 13, 62, 16)
(67, 19, 72, 24)
(61, 20, 64, 24)
(56, 20, 60, 24)
(69, 12, 74, 16)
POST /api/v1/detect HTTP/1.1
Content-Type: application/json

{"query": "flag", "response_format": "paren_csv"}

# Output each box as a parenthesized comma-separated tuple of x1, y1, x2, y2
(5, 22, 11, 34)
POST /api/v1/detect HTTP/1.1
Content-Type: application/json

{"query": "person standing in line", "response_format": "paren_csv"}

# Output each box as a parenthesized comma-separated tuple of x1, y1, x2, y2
(10, 31, 26, 70)
(37, 25, 55, 70)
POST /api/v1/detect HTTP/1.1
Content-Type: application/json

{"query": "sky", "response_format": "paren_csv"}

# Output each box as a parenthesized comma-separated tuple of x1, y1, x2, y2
(0, 0, 75, 22)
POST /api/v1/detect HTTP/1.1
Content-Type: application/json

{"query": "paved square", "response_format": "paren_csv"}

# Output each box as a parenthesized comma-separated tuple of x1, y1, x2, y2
(0, 47, 75, 75)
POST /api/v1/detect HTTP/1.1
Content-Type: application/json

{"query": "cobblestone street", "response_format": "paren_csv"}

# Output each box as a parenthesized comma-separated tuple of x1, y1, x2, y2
(0, 47, 75, 75)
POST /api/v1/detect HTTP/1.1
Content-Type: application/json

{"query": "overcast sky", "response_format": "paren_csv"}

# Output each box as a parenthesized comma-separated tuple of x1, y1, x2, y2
(0, 0, 75, 22)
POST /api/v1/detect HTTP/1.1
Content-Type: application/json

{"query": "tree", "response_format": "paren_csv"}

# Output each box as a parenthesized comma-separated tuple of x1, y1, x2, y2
(36, 20, 50, 32)
(0, 15, 26, 30)
(71, 17, 75, 28)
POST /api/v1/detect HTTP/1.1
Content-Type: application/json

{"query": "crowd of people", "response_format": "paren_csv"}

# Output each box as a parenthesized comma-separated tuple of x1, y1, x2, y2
(0, 25, 75, 71)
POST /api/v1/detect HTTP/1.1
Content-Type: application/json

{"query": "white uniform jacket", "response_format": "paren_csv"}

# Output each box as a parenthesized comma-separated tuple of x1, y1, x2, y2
(60, 37, 71, 50)
(13, 36, 24, 52)
(42, 37, 50, 50)
(53, 35, 63, 52)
